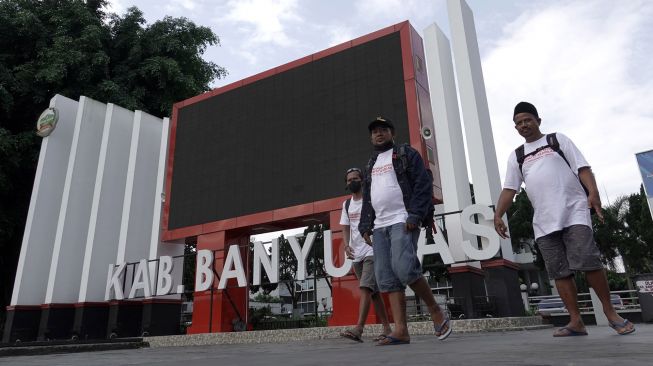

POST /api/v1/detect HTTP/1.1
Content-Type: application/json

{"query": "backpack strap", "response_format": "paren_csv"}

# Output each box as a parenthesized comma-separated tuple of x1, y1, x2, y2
(390, 143, 410, 177)
(546, 133, 571, 169)
(548, 132, 590, 197)
(515, 144, 526, 174)
(521, 133, 591, 199)
(398, 144, 409, 172)
(516, 134, 564, 174)
(345, 198, 351, 219)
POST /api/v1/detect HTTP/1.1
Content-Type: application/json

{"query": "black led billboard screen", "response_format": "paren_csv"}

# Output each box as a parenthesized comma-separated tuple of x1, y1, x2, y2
(168, 32, 411, 229)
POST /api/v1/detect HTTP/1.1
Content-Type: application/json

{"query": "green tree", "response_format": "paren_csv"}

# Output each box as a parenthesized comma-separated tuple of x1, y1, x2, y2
(303, 224, 332, 293)
(506, 189, 545, 269)
(593, 188, 653, 275)
(182, 241, 197, 298)
(592, 196, 627, 270)
(277, 234, 301, 311)
(269, 225, 332, 313)
(248, 241, 280, 296)
(0, 0, 226, 315)
(611, 186, 653, 274)
(507, 188, 535, 251)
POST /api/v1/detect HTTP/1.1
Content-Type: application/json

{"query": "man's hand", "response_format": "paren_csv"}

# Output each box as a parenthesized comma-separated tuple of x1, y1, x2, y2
(578, 167, 604, 223)
(588, 192, 604, 223)
(405, 222, 418, 231)
(494, 216, 509, 239)
(345, 245, 354, 259)
(363, 232, 372, 246)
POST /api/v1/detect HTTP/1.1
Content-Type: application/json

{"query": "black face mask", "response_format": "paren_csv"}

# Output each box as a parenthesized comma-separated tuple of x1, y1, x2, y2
(347, 180, 362, 193)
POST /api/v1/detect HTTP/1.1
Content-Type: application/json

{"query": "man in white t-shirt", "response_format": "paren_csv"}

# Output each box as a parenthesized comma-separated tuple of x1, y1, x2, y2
(359, 117, 451, 345)
(338, 167, 392, 343)
(494, 102, 635, 337)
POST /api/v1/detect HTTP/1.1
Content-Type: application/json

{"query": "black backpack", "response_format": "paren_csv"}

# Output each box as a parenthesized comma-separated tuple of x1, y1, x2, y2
(515, 133, 594, 213)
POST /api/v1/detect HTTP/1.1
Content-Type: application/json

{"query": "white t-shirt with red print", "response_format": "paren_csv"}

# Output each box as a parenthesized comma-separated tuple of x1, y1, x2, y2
(370, 148, 408, 228)
(503, 133, 591, 239)
(339, 197, 373, 262)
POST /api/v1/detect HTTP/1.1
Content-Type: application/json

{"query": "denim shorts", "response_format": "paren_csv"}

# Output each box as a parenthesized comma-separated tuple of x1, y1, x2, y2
(372, 223, 423, 292)
(535, 224, 603, 280)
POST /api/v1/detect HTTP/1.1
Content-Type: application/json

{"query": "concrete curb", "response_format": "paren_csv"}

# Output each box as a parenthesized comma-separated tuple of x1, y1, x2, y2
(146, 316, 549, 348)
(0, 341, 148, 357)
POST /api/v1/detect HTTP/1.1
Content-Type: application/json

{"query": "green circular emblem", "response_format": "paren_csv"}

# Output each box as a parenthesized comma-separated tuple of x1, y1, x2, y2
(36, 107, 58, 137)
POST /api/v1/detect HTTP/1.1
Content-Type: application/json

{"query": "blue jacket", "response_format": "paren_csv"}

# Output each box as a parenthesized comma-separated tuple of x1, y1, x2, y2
(358, 144, 433, 236)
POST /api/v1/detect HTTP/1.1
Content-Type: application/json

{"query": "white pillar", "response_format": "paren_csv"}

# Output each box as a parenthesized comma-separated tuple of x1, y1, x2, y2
(148, 117, 184, 298)
(589, 288, 609, 326)
(521, 291, 530, 312)
(45, 97, 107, 304)
(78, 104, 135, 302)
(10, 95, 79, 305)
(448, 0, 514, 260)
(423, 23, 473, 262)
(116, 111, 165, 298)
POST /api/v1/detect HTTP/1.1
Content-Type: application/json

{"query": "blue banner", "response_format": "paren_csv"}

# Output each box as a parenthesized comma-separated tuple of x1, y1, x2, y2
(636, 150, 653, 198)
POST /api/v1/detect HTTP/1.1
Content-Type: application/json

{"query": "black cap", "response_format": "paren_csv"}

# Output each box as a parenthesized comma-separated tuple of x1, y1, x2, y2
(513, 102, 539, 118)
(368, 116, 395, 132)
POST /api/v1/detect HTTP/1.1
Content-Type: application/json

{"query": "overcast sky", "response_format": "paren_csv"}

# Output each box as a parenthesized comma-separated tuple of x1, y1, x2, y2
(107, 0, 653, 204)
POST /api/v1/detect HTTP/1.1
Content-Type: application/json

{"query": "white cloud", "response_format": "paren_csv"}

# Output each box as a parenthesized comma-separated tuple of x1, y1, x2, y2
(355, 0, 437, 23)
(483, 0, 653, 200)
(165, 0, 198, 13)
(325, 24, 355, 47)
(105, 0, 126, 15)
(222, 0, 302, 47)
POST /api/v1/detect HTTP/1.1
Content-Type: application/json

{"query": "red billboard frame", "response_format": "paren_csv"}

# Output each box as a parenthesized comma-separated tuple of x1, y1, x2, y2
(161, 21, 441, 242)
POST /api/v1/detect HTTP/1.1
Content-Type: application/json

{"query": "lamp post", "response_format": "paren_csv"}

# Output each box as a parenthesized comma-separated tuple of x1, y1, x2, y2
(530, 282, 539, 296)
(520, 283, 529, 312)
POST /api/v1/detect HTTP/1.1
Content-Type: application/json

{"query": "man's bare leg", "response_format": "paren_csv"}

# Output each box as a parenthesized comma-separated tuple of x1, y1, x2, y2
(371, 292, 392, 335)
(409, 277, 448, 335)
(554, 275, 585, 335)
(382, 291, 409, 342)
(585, 269, 634, 333)
(351, 288, 373, 336)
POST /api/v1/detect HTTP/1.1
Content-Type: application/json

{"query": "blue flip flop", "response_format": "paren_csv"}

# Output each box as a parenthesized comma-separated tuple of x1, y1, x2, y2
(434, 316, 452, 340)
(609, 319, 636, 335)
(553, 327, 588, 337)
(377, 335, 410, 346)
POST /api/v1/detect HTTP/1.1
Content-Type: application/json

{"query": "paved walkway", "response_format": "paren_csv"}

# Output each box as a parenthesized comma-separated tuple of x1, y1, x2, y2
(2, 323, 651, 366)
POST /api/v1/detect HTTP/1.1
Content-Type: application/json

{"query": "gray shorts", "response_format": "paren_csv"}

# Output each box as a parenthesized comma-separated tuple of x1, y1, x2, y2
(353, 256, 379, 294)
(535, 224, 603, 280)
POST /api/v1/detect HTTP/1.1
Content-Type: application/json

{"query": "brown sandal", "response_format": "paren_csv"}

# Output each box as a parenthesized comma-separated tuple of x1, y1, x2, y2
(339, 329, 363, 342)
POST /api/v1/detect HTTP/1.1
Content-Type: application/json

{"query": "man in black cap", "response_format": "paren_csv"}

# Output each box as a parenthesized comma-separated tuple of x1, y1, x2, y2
(359, 117, 451, 345)
(494, 102, 635, 337)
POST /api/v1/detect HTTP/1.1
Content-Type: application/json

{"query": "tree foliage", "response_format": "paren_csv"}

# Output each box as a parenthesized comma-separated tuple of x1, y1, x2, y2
(249, 225, 332, 312)
(277, 224, 331, 311)
(594, 186, 653, 275)
(506, 189, 545, 269)
(0, 0, 226, 313)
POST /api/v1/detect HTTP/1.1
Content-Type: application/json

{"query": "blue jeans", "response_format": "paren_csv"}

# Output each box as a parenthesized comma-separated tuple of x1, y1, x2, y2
(372, 223, 423, 292)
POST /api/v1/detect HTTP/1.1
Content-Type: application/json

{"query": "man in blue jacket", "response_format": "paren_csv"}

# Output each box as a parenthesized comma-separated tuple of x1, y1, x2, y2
(359, 117, 451, 345)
